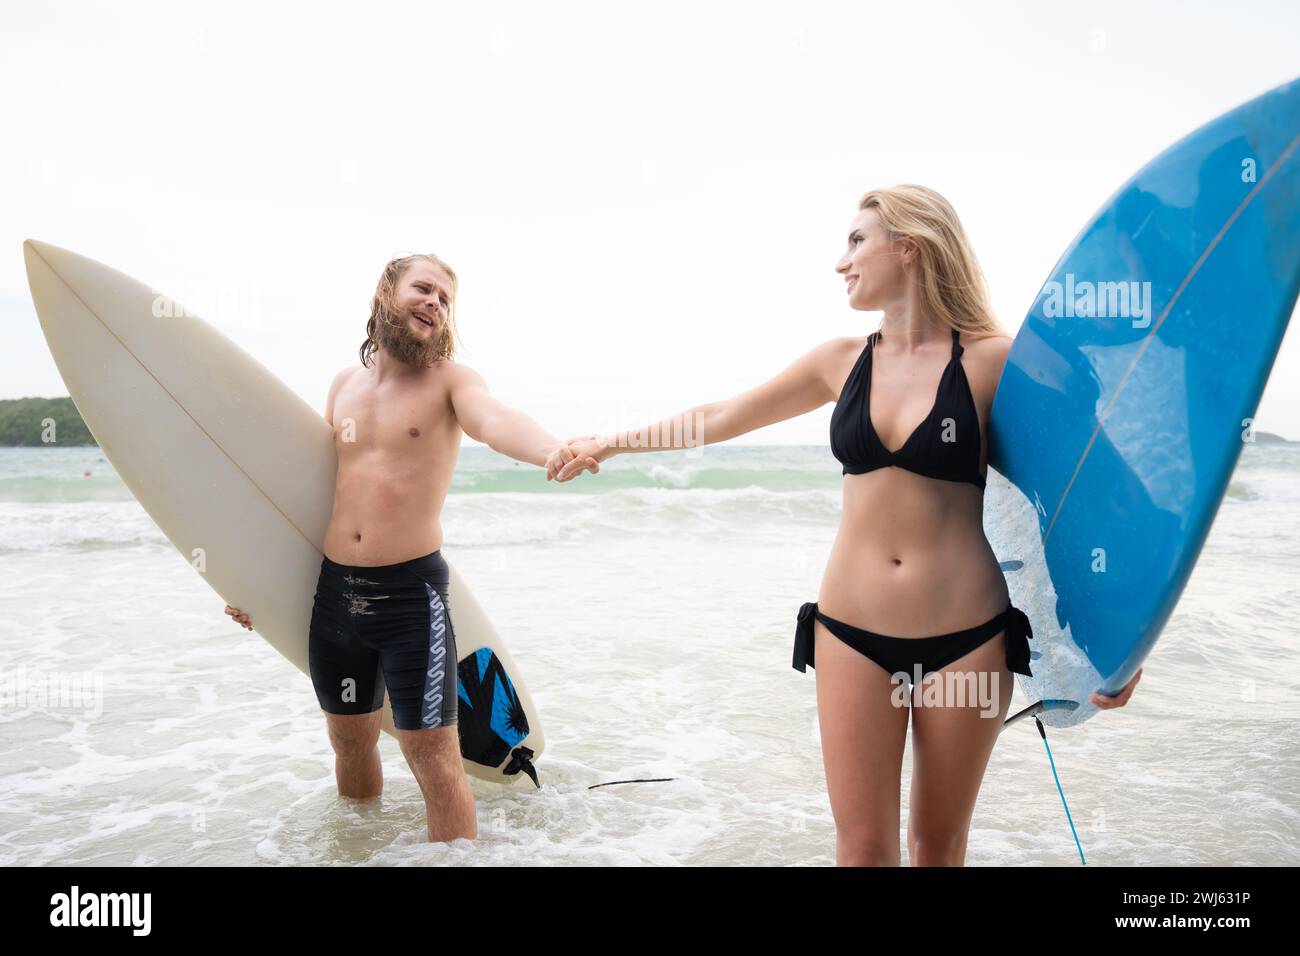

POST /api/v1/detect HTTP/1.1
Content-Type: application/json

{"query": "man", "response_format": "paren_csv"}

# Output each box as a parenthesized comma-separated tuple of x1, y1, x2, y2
(225, 253, 595, 842)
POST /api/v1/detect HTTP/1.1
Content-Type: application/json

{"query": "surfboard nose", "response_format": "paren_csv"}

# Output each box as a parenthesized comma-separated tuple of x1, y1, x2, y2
(23, 239, 57, 298)
(23, 239, 83, 264)
(22, 239, 63, 280)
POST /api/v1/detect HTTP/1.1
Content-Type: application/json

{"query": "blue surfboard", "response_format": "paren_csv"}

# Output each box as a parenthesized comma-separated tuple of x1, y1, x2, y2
(989, 77, 1300, 728)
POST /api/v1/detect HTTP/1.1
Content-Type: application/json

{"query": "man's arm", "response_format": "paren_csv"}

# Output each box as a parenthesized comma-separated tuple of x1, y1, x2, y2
(447, 364, 563, 467)
(226, 367, 357, 632)
(324, 367, 355, 427)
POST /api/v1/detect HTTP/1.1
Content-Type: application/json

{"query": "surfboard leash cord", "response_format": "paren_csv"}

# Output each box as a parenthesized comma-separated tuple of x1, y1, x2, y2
(1004, 701, 1086, 863)
(1035, 712, 1086, 865)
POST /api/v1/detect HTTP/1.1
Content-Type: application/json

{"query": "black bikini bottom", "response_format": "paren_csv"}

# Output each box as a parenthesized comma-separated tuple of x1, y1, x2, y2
(793, 601, 1033, 683)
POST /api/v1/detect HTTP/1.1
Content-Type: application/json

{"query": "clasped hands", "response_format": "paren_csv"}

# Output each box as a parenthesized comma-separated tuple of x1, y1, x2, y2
(544, 434, 613, 482)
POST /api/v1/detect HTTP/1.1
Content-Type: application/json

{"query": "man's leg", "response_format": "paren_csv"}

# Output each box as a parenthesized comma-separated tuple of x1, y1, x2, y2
(378, 551, 474, 842)
(394, 725, 477, 841)
(308, 554, 387, 800)
(324, 709, 383, 799)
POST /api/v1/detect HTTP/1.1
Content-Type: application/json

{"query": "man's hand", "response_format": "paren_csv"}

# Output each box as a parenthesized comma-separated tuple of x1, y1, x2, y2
(1090, 667, 1142, 709)
(224, 604, 253, 632)
(554, 436, 613, 481)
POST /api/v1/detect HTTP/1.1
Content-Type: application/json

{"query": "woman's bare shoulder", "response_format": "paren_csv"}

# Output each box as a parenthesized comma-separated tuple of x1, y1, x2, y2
(827, 334, 870, 357)
(966, 330, 1014, 351)
(963, 332, 1015, 392)
(967, 331, 1014, 363)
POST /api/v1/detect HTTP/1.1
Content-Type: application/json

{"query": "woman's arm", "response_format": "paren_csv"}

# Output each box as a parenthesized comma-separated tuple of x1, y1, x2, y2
(556, 338, 847, 479)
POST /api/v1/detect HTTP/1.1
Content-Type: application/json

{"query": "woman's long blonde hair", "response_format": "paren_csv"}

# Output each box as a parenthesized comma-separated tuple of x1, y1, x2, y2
(359, 253, 462, 367)
(858, 185, 1003, 344)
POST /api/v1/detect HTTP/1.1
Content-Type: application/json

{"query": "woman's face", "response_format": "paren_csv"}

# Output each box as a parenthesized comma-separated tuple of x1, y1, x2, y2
(835, 207, 913, 311)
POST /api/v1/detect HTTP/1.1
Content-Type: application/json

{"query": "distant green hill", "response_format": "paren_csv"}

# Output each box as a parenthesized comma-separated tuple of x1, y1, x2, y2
(1252, 429, 1295, 445)
(0, 397, 97, 446)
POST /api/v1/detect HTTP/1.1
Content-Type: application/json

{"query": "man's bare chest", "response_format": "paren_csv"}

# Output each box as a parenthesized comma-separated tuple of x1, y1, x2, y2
(333, 377, 456, 458)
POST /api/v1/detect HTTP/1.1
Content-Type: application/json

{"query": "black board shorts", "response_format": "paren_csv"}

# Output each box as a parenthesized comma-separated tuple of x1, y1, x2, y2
(308, 550, 458, 731)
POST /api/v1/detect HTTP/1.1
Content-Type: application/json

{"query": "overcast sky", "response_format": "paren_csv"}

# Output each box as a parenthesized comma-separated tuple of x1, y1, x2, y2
(3, 0, 1298, 442)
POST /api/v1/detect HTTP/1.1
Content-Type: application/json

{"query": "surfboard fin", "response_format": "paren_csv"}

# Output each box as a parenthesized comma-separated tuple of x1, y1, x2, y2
(502, 746, 540, 789)
(1002, 698, 1078, 729)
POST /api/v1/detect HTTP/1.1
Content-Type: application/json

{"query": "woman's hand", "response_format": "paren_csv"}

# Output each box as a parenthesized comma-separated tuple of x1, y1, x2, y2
(1090, 667, 1141, 709)
(554, 436, 613, 481)
(548, 434, 608, 481)
(224, 604, 253, 631)
(545, 434, 597, 481)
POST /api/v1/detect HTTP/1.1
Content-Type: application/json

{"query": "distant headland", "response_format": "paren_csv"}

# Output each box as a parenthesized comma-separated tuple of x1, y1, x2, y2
(0, 397, 96, 445)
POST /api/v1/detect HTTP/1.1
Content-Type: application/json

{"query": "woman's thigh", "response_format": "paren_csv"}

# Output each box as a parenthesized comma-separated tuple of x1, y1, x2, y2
(907, 630, 1014, 864)
(813, 619, 911, 861)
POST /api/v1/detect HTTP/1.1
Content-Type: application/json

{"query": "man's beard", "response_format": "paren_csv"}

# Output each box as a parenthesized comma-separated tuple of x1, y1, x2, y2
(373, 309, 443, 367)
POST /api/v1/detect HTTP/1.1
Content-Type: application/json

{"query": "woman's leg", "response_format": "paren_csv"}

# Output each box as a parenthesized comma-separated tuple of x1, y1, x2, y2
(813, 618, 911, 866)
(906, 630, 1014, 866)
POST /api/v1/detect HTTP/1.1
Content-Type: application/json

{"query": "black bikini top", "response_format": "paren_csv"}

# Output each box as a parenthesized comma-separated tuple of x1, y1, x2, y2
(830, 328, 986, 489)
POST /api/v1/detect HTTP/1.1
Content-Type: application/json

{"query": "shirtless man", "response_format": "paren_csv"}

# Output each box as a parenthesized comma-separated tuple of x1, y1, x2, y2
(224, 253, 595, 843)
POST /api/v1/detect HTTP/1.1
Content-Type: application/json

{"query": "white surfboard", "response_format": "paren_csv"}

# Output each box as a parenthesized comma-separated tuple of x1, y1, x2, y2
(24, 239, 544, 787)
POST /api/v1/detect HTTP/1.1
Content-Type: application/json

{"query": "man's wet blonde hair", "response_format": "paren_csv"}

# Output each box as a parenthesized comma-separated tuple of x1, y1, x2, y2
(360, 253, 461, 367)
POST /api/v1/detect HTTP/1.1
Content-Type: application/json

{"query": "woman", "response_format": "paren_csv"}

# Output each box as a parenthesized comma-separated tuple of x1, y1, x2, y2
(555, 184, 1139, 865)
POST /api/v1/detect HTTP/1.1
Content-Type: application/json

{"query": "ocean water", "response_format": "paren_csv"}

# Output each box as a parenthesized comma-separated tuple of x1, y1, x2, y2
(1, 443, 1297, 866)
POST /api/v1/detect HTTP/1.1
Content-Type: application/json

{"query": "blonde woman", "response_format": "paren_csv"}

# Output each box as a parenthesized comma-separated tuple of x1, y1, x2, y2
(556, 184, 1137, 865)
